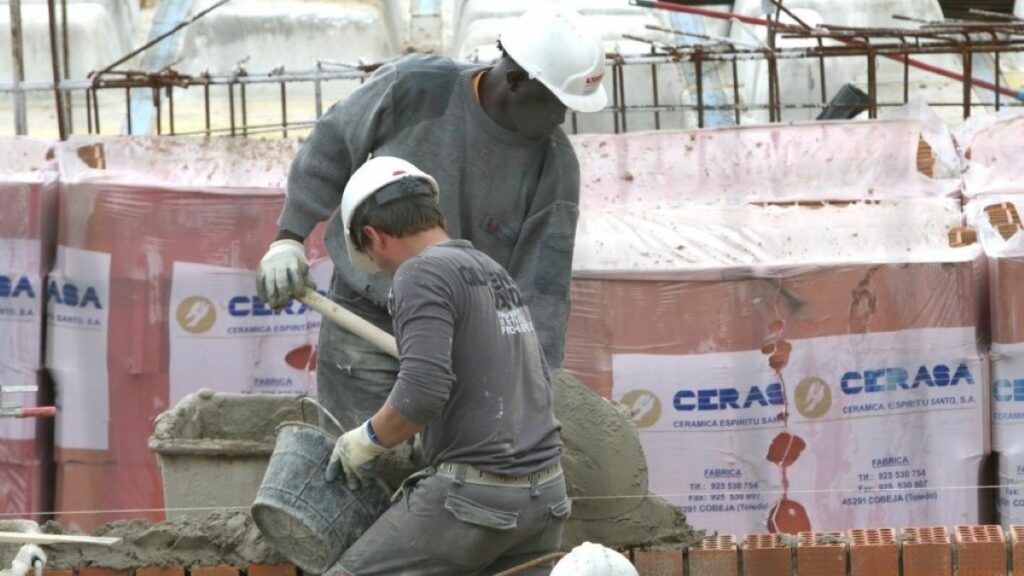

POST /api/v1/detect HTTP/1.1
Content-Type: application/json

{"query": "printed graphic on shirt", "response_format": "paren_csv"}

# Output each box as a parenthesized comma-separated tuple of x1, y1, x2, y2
(457, 262, 534, 337)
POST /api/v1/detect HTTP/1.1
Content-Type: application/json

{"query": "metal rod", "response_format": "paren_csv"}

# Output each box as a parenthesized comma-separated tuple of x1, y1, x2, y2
(280, 81, 288, 138)
(611, 63, 620, 133)
(204, 77, 211, 135)
(650, 49, 660, 130)
(962, 43, 972, 119)
(91, 0, 233, 81)
(694, 50, 705, 127)
(9, 0, 28, 134)
(731, 56, 741, 124)
(92, 87, 100, 133)
(85, 87, 92, 133)
(240, 82, 248, 136)
(154, 87, 161, 135)
(46, 0, 66, 139)
(61, 0, 71, 131)
(168, 85, 175, 135)
(314, 61, 323, 118)
(867, 48, 877, 119)
(617, 61, 627, 132)
(228, 83, 236, 136)
(630, 0, 1024, 101)
(996, 50, 1002, 111)
(124, 86, 131, 134)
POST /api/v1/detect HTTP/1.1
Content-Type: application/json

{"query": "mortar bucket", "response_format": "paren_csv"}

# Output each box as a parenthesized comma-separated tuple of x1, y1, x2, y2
(251, 412, 391, 573)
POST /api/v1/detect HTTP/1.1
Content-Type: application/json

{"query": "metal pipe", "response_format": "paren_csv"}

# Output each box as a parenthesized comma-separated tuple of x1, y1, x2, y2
(631, 0, 1024, 101)
(46, 0, 67, 139)
(9, 0, 27, 134)
(60, 0, 71, 130)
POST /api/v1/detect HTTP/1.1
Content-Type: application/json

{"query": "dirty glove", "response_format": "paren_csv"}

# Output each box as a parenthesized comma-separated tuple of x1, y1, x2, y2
(7, 544, 46, 576)
(256, 239, 316, 309)
(326, 420, 388, 489)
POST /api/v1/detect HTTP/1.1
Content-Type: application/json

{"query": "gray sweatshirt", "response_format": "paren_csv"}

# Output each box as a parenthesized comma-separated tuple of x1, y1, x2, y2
(279, 54, 580, 368)
(387, 240, 562, 476)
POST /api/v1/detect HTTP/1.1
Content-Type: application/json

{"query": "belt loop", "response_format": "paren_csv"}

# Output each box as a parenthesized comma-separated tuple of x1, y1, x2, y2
(453, 463, 467, 487)
(529, 472, 540, 497)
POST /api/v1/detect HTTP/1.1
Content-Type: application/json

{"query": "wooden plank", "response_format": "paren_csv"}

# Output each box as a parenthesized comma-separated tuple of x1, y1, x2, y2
(0, 532, 121, 546)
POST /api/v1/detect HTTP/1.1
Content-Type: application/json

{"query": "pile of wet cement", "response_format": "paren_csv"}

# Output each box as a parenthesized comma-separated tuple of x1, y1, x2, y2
(28, 511, 285, 569)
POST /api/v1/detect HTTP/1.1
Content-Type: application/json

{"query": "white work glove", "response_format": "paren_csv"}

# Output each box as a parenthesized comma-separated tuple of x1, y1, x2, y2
(7, 545, 46, 576)
(325, 421, 388, 489)
(256, 239, 316, 309)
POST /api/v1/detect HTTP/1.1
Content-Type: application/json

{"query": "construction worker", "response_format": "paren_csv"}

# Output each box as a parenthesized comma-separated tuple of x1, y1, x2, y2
(323, 156, 568, 575)
(551, 542, 638, 576)
(256, 6, 606, 433)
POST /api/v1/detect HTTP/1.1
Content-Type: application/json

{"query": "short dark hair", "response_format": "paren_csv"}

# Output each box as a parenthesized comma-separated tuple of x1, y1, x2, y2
(351, 192, 446, 252)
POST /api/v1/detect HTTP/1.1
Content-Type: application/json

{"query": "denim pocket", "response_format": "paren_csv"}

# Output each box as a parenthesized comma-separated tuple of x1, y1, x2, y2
(444, 493, 519, 530)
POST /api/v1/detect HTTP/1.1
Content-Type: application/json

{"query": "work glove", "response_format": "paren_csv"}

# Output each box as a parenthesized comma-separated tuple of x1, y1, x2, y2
(326, 421, 388, 490)
(7, 544, 46, 576)
(256, 239, 316, 309)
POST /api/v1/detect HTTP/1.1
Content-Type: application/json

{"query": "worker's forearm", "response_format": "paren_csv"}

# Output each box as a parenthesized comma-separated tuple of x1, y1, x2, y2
(275, 228, 305, 243)
(370, 402, 423, 448)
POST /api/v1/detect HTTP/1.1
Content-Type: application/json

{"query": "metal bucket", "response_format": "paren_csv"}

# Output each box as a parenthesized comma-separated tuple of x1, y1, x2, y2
(251, 403, 391, 573)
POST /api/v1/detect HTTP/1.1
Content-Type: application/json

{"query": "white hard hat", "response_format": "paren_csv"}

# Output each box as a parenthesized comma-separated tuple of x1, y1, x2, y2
(499, 6, 607, 113)
(340, 156, 439, 273)
(552, 542, 638, 576)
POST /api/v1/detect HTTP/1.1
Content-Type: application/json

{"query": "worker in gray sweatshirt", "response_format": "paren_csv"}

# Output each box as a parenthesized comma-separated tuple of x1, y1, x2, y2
(256, 6, 606, 432)
(324, 155, 567, 574)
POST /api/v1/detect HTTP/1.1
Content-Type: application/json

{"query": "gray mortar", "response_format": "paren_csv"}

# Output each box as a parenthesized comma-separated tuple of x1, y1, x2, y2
(552, 370, 702, 549)
(34, 511, 285, 570)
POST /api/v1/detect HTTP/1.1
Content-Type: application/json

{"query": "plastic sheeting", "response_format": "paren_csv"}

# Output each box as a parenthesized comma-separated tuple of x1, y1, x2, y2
(563, 121, 990, 534)
(0, 138, 57, 516)
(49, 137, 327, 532)
(961, 112, 1024, 528)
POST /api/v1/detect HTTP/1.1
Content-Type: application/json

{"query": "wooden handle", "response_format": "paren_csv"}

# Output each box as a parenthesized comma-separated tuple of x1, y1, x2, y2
(298, 290, 399, 359)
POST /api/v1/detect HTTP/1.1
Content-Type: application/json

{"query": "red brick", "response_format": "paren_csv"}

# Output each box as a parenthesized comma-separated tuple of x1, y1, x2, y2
(633, 548, 684, 576)
(901, 527, 952, 576)
(796, 532, 846, 576)
(741, 534, 791, 576)
(247, 565, 296, 576)
(80, 568, 129, 576)
(138, 567, 185, 576)
(689, 535, 737, 576)
(955, 525, 1006, 576)
(1011, 526, 1024, 576)
(848, 528, 898, 576)
(191, 567, 241, 576)
(45, 570, 74, 576)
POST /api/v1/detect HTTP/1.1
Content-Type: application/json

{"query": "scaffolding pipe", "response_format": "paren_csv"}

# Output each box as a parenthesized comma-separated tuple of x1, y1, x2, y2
(631, 0, 1024, 102)
(8, 0, 27, 134)
(46, 0, 66, 139)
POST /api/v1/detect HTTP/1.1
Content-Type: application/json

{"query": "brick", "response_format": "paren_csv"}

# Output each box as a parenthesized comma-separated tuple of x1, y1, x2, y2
(45, 570, 74, 576)
(689, 535, 737, 576)
(633, 548, 684, 576)
(80, 568, 129, 576)
(796, 532, 846, 576)
(191, 567, 241, 576)
(138, 567, 185, 576)
(1011, 526, 1024, 576)
(902, 527, 952, 576)
(848, 528, 897, 576)
(741, 534, 791, 576)
(247, 565, 297, 576)
(955, 525, 1007, 576)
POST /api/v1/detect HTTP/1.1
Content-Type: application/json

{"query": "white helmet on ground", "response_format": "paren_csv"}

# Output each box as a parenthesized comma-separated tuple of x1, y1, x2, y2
(499, 6, 607, 113)
(551, 542, 638, 576)
(340, 156, 440, 274)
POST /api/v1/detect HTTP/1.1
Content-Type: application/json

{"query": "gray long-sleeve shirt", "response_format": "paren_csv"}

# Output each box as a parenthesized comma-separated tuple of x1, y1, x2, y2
(279, 54, 580, 367)
(387, 240, 562, 476)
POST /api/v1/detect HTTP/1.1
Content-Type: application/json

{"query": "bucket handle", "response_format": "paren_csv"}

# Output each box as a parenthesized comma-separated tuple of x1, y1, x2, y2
(299, 397, 345, 434)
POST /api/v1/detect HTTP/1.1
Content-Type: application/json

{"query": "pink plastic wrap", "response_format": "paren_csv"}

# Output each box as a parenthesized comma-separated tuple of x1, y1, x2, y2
(0, 138, 58, 517)
(564, 124, 989, 535)
(50, 137, 327, 532)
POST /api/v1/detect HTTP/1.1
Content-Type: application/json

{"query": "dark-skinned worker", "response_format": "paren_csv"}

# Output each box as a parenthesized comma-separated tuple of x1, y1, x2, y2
(255, 7, 607, 434)
(323, 156, 567, 575)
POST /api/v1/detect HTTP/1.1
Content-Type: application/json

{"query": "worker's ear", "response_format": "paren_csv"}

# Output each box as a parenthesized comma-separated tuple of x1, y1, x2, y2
(506, 69, 528, 92)
(362, 226, 382, 253)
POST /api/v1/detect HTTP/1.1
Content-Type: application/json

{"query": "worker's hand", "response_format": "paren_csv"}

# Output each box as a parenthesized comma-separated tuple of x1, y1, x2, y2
(8, 545, 46, 576)
(256, 239, 316, 309)
(326, 421, 388, 489)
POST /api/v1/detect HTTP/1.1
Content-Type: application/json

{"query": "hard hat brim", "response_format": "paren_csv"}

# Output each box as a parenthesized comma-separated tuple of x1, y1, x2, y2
(550, 82, 609, 113)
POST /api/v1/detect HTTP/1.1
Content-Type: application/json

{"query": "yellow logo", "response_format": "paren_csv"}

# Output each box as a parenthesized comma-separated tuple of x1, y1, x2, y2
(794, 377, 832, 420)
(176, 296, 217, 334)
(620, 389, 662, 429)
